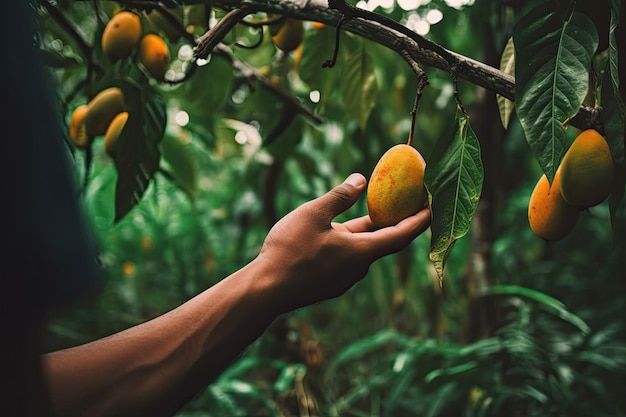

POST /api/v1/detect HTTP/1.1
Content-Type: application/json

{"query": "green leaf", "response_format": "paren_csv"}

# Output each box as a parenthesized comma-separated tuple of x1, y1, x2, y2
(602, 78, 626, 233)
(423, 383, 460, 417)
(486, 285, 591, 334)
(174, 56, 234, 133)
(513, 4, 599, 184)
(273, 363, 306, 393)
(424, 361, 478, 383)
(329, 329, 408, 369)
(607, 0, 625, 123)
(340, 44, 378, 131)
(299, 26, 338, 91)
(160, 134, 198, 201)
(605, 0, 626, 229)
(193, 57, 235, 113)
(497, 36, 516, 129)
(425, 115, 483, 282)
(458, 337, 502, 358)
(576, 351, 626, 371)
(114, 80, 167, 222)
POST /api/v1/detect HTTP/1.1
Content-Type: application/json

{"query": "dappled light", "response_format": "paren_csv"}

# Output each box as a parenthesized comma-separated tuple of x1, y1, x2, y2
(20, 1, 626, 416)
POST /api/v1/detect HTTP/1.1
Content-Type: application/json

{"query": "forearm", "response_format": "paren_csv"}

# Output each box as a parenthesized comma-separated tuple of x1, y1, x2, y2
(42, 258, 280, 417)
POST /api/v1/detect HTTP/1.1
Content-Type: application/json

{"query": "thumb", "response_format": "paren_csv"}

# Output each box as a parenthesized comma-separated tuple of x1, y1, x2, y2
(313, 173, 367, 221)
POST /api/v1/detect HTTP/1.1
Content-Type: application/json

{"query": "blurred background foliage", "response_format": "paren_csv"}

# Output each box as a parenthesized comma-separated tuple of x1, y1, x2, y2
(36, 0, 626, 415)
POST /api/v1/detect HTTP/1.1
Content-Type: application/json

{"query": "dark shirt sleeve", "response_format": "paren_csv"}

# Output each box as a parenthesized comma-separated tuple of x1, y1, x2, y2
(1, 1, 103, 323)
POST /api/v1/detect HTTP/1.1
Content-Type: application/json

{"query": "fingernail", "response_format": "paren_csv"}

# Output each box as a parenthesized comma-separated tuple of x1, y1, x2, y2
(345, 173, 366, 188)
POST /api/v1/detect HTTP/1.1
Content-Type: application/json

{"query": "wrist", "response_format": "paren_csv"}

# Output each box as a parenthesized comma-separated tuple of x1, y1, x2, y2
(245, 254, 292, 316)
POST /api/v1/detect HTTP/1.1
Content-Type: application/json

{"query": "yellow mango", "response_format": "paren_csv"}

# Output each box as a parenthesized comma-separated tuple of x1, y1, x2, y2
(68, 104, 89, 149)
(528, 171, 579, 241)
(367, 144, 428, 228)
(104, 111, 129, 158)
(101, 11, 142, 60)
(84, 87, 125, 137)
(272, 19, 304, 52)
(559, 129, 615, 207)
(138, 34, 170, 81)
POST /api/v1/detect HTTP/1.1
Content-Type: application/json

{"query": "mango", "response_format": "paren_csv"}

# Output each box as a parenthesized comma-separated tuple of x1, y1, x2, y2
(68, 104, 89, 148)
(104, 111, 129, 158)
(559, 129, 615, 208)
(138, 34, 170, 81)
(101, 11, 142, 60)
(83, 87, 125, 137)
(367, 144, 428, 228)
(272, 19, 304, 52)
(528, 170, 579, 241)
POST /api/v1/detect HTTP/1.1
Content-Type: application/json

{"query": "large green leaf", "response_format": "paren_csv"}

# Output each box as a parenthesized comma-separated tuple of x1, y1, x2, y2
(340, 44, 378, 131)
(486, 285, 591, 334)
(605, 0, 626, 229)
(513, 4, 598, 184)
(160, 133, 198, 201)
(497, 36, 516, 129)
(114, 78, 167, 222)
(424, 361, 478, 383)
(299, 25, 338, 92)
(425, 115, 483, 282)
(607, 0, 625, 115)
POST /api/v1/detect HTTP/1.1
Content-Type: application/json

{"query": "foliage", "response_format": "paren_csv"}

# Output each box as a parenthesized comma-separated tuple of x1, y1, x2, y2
(35, 0, 626, 416)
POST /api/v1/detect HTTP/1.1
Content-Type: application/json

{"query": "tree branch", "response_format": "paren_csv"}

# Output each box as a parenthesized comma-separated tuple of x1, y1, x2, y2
(177, 0, 597, 129)
(194, 5, 261, 59)
(214, 44, 323, 126)
(65, 0, 321, 128)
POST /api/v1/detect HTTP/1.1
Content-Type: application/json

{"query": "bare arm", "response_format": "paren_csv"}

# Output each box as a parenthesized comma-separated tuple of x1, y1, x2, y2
(41, 173, 431, 417)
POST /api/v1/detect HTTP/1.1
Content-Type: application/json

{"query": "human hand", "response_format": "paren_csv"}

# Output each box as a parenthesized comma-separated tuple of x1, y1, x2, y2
(255, 173, 431, 314)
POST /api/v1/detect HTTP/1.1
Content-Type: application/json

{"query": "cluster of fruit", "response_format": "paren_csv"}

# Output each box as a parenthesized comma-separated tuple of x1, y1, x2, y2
(68, 10, 171, 156)
(102, 10, 170, 80)
(68, 87, 127, 158)
(528, 129, 615, 241)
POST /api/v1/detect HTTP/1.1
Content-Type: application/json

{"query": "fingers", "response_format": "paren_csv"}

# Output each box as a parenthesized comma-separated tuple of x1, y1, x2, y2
(311, 173, 366, 222)
(340, 215, 377, 233)
(360, 207, 432, 258)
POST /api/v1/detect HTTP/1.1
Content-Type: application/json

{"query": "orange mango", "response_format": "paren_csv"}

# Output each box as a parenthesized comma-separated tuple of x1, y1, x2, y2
(138, 34, 170, 81)
(528, 171, 579, 241)
(68, 104, 89, 148)
(101, 11, 142, 60)
(104, 111, 129, 158)
(559, 129, 615, 207)
(83, 87, 125, 137)
(367, 144, 428, 228)
(272, 19, 304, 52)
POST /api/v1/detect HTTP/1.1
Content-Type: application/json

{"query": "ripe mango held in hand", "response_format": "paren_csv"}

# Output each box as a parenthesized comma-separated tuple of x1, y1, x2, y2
(367, 144, 428, 228)
(559, 129, 615, 208)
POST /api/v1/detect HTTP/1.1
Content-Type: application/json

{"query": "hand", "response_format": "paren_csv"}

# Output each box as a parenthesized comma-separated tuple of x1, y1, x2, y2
(255, 173, 431, 313)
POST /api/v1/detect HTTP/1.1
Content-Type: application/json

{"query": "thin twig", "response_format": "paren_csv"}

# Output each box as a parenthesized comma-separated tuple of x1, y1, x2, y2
(215, 44, 322, 125)
(322, 14, 348, 68)
(194, 5, 261, 59)
(400, 48, 429, 147)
